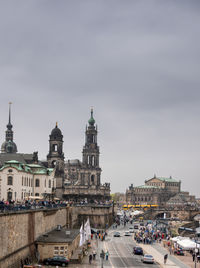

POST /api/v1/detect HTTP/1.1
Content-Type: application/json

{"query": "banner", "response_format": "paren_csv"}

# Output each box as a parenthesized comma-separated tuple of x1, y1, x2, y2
(79, 223, 85, 246)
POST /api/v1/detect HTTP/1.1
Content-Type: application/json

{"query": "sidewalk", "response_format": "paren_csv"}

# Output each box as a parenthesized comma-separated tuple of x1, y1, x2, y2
(135, 240, 190, 268)
(70, 237, 102, 267)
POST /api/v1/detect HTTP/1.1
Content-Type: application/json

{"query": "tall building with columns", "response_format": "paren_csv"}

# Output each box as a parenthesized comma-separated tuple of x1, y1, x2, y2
(62, 109, 110, 201)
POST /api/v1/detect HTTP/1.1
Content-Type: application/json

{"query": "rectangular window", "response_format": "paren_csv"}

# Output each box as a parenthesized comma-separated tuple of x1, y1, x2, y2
(54, 246, 59, 255)
(7, 176, 13, 185)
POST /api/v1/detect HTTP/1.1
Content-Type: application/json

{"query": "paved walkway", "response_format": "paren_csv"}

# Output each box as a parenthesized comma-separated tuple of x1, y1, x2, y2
(135, 241, 190, 268)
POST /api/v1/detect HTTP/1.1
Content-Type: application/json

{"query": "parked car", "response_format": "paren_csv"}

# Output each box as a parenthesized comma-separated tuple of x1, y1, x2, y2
(141, 254, 154, 264)
(133, 246, 143, 255)
(134, 224, 139, 229)
(113, 231, 120, 237)
(124, 231, 131, 236)
(43, 256, 69, 266)
(174, 249, 184, 256)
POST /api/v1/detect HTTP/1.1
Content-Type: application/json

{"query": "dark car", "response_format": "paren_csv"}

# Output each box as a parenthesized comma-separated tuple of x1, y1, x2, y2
(113, 231, 120, 237)
(43, 256, 69, 266)
(134, 224, 139, 229)
(133, 246, 143, 255)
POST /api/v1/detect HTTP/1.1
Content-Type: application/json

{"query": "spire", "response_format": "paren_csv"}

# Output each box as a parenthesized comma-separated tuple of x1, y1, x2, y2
(7, 102, 13, 130)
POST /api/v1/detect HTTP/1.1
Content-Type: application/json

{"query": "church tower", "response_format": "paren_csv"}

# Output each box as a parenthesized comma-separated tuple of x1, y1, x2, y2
(82, 108, 101, 186)
(1, 102, 18, 153)
(47, 123, 64, 169)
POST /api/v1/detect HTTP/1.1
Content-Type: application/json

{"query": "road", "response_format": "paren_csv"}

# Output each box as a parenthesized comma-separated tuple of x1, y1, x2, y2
(95, 224, 160, 267)
(44, 223, 160, 267)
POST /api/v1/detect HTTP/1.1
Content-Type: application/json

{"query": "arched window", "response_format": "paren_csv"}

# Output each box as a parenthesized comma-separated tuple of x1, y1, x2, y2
(7, 176, 13, 185)
(52, 160, 56, 167)
(35, 179, 40, 187)
(92, 156, 95, 166)
(49, 180, 51, 188)
(91, 175, 95, 184)
(53, 144, 58, 152)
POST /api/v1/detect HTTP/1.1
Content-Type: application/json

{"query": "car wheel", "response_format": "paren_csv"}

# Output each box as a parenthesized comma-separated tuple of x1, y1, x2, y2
(62, 263, 66, 267)
(45, 261, 49, 265)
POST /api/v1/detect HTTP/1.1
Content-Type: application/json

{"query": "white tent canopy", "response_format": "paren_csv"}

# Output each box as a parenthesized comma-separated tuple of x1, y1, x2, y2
(177, 239, 200, 250)
(172, 236, 189, 242)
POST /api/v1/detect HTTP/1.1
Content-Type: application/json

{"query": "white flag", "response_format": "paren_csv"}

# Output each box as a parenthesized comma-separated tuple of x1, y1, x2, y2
(79, 223, 85, 246)
(84, 218, 91, 241)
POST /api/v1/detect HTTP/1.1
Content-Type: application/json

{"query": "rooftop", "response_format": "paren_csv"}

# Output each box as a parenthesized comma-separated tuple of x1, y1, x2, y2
(36, 228, 79, 243)
(155, 176, 179, 183)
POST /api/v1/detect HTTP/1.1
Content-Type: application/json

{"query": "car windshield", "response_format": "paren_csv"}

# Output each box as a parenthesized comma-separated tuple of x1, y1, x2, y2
(145, 255, 153, 258)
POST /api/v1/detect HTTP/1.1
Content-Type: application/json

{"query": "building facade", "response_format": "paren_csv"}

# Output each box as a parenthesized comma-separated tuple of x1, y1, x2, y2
(126, 175, 182, 207)
(0, 160, 55, 201)
(0, 105, 110, 202)
(48, 109, 110, 202)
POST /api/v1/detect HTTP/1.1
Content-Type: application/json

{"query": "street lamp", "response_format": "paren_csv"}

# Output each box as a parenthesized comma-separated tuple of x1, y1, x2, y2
(194, 231, 199, 268)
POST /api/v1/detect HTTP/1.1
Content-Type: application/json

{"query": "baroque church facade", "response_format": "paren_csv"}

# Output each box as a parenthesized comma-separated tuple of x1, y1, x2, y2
(47, 108, 110, 202)
(0, 105, 110, 202)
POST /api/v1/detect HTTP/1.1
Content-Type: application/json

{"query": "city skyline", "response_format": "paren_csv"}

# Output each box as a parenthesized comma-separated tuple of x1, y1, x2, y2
(0, 1, 200, 197)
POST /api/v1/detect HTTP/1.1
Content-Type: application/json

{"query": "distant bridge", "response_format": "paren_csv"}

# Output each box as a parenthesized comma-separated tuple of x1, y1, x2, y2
(140, 208, 200, 221)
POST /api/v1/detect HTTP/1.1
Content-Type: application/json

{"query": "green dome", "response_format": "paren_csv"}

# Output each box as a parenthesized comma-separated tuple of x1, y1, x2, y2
(88, 108, 95, 125)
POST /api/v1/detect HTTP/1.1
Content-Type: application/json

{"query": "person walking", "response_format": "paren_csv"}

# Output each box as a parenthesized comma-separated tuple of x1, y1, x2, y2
(164, 253, 168, 264)
(89, 254, 93, 264)
(93, 250, 96, 260)
(105, 250, 109, 260)
(192, 252, 195, 262)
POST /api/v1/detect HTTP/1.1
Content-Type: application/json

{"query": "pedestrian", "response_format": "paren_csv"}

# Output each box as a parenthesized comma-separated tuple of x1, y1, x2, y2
(93, 250, 96, 260)
(105, 250, 109, 260)
(89, 254, 93, 264)
(100, 249, 105, 260)
(192, 252, 195, 262)
(164, 254, 168, 264)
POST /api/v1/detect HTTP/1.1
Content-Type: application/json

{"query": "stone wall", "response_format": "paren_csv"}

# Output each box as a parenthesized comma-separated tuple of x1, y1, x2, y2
(72, 205, 114, 228)
(0, 208, 69, 268)
(0, 205, 114, 268)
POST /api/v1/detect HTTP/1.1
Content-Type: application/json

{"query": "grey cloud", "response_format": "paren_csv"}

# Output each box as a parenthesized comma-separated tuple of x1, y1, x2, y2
(0, 0, 200, 197)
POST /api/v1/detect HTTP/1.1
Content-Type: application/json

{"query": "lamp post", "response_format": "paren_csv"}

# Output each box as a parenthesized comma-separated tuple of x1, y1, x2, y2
(194, 232, 199, 268)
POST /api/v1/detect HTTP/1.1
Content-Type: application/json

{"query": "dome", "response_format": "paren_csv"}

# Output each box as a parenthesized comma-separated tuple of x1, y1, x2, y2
(1, 140, 17, 153)
(88, 109, 95, 126)
(50, 124, 62, 137)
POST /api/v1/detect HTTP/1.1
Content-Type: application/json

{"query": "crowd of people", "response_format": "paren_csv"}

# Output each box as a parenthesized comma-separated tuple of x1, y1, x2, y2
(0, 199, 113, 213)
(0, 199, 68, 212)
(134, 225, 169, 245)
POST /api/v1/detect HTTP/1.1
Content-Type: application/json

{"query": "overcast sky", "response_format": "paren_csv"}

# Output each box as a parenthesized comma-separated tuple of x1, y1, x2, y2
(0, 1, 200, 197)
